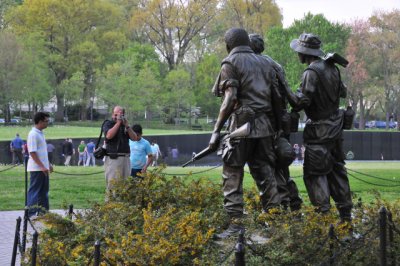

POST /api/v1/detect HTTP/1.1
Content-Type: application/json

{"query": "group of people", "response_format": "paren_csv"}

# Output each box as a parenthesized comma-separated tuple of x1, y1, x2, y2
(209, 28, 352, 238)
(62, 138, 96, 167)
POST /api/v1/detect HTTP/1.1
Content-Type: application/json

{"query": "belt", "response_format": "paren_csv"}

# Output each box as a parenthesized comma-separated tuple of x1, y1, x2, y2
(107, 153, 130, 157)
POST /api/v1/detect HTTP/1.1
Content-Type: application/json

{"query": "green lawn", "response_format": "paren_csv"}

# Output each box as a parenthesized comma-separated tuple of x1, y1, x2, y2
(0, 125, 206, 141)
(0, 161, 399, 211)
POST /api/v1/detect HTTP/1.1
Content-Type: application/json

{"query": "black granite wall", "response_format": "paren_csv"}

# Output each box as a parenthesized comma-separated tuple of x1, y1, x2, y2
(1, 131, 399, 166)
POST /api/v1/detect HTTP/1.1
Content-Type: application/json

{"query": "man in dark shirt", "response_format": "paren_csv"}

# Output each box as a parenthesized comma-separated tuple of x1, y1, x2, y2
(210, 28, 281, 239)
(284, 33, 352, 224)
(103, 106, 138, 192)
(62, 138, 73, 166)
(10, 133, 24, 165)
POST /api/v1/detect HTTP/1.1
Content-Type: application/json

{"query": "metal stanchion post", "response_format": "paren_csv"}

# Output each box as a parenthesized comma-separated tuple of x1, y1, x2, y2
(69, 204, 74, 219)
(22, 208, 28, 253)
(329, 224, 335, 266)
(11, 217, 21, 266)
(387, 211, 395, 266)
(379, 206, 387, 266)
(25, 158, 28, 206)
(94, 240, 101, 266)
(31, 231, 38, 266)
(234, 229, 245, 266)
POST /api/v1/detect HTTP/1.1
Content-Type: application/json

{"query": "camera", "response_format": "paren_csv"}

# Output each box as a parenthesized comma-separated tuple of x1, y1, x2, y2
(118, 115, 125, 120)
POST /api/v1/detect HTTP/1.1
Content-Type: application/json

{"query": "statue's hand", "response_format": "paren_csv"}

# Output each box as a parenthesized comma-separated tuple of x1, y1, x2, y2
(209, 132, 220, 151)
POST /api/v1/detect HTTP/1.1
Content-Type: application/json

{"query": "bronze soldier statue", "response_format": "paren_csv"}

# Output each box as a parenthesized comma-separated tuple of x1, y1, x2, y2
(210, 28, 281, 239)
(249, 33, 303, 212)
(284, 33, 352, 223)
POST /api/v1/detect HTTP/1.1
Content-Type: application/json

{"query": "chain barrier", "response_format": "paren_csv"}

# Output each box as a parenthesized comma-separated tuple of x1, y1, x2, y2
(348, 172, 400, 187)
(163, 164, 222, 176)
(347, 168, 400, 183)
(218, 247, 235, 265)
(53, 170, 104, 176)
(318, 223, 378, 266)
(0, 164, 18, 173)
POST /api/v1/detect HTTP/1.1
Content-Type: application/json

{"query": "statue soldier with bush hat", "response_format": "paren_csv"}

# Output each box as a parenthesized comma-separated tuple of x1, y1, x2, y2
(210, 27, 281, 239)
(283, 33, 353, 224)
(249, 33, 303, 212)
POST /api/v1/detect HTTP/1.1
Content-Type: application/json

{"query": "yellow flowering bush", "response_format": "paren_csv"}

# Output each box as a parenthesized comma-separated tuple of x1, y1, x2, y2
(22, 167, 400, 265)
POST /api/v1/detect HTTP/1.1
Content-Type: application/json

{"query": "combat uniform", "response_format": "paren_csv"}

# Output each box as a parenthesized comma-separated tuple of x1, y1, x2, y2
(215, 45, 281, 219)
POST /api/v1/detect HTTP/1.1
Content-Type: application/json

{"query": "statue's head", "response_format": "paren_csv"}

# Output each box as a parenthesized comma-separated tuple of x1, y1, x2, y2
(290, 33, 324, 57)
(249, 33, 265, 54)
(224, 28, 250, 53)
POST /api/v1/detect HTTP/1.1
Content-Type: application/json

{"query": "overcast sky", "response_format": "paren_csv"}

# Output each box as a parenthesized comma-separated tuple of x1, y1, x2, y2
(275, 0, 400, 28)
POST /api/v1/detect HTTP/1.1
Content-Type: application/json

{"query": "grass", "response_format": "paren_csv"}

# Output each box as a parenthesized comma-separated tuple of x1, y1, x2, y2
(0, 125, 206, 141)
(0, 161, 399, 211)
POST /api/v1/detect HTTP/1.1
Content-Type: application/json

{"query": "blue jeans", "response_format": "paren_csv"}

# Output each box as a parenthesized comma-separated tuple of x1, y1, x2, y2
(130, 169, 143, 178)
(27, 171, 49, 217)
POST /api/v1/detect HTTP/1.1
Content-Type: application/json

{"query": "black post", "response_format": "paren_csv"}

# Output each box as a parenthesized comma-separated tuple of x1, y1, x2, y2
(25, 160, 28, 206)
(234, 229, 245, 266)
(387, 211, 395, 266)
(379, 206, 387, 266)
(329, 224, 335, 266)
(31, 231, 38, 266)
(11, 217, 21, 266)
(94, 240, 101, 266)
(68, 204, 74, 219)
(22, 208, 29, 253)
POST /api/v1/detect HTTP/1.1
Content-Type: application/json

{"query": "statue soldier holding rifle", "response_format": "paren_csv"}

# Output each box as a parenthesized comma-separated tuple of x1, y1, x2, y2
(283, 33, 353, 225)
(209, 27, 281, 239)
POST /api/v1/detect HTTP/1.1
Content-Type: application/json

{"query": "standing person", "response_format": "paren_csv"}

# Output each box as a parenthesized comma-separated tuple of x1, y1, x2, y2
(249, 33, 302, 212)
(22, 141, 29, 166)
(129, 124, 153, 178)
(46, 142, 55, 165)
(68, 138, 76, 165)
(103, 106, 138, 191)
(77, 140, 87, 166)
(10, 133, 24, 165)
(284, 33, 352, 224)
(151, 140, 162, 166)
(26, 112, 53, 218)
(293, 144, 300, 165)
(209, 28, 281, 239)
(171, 146, 179, 160)
(85, 140, 96, 166)
(62, 138, 73, 166)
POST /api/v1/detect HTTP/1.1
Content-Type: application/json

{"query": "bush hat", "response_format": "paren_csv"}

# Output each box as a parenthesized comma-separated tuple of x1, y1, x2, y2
(290, 33, 324, 57)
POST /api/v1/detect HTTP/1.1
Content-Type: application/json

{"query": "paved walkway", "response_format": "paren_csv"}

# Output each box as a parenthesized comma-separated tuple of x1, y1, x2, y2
(0, 209, 65, 265)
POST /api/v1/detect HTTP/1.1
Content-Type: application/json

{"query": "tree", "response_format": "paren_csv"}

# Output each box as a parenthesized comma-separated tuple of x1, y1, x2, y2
(193, 54, 221, 119)
(343, 19, 382, 129)
(0, 31, 23, 121)
(8, 0, 126, 121)
(160, 67, 193, 124)
(219, 0, 282, 35)
(130, 0, 219, 70)
(368, 10, 400, 129)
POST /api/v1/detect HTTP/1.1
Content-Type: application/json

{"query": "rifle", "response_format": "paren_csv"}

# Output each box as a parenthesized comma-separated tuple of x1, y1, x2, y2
(323, 52, 348, 68)
(182, 122, 250, 167)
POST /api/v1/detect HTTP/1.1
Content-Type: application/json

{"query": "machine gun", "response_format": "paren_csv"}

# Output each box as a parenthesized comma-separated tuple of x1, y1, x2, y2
(182, 122, 250, 167)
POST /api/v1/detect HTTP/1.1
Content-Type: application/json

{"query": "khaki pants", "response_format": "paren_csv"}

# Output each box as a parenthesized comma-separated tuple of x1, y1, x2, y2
(104, 156, 131, 191)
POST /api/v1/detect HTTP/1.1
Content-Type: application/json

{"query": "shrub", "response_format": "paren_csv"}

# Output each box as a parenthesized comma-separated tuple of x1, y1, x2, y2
(23, 167, 400, 265)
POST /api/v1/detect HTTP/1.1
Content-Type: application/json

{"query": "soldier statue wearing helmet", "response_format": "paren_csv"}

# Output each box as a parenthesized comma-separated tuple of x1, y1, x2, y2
(284, 33, 353, 225)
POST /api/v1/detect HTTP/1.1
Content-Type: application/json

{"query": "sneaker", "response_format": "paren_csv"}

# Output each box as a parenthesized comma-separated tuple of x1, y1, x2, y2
(214, 224, 245, 240)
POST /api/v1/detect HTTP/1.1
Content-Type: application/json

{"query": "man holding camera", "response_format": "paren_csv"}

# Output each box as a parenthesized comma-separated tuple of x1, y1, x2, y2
(103, 106, 138, 191)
